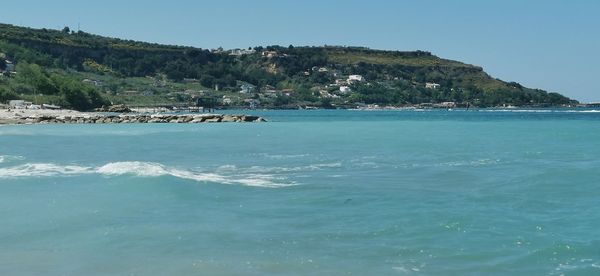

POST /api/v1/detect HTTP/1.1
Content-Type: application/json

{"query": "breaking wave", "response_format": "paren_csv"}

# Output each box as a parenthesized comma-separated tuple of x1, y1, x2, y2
(0, 163, 92, 177)
(0, 161, 296, 188)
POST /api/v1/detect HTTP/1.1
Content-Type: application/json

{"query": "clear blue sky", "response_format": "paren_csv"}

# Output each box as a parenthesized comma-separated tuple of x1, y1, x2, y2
(2, 0, 599, 101)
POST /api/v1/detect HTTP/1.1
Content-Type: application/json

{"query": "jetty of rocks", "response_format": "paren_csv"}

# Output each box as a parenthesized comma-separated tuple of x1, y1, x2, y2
(0, 113, 266, 125)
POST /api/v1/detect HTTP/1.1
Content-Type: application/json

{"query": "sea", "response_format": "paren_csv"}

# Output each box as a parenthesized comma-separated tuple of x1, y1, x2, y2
(1, 109, 600, 275)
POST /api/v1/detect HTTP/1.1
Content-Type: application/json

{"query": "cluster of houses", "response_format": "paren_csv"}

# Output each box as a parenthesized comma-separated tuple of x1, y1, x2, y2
(209, 48, 287, 59)
(209, 47, 257, 56)
(228, 48, 256, 56)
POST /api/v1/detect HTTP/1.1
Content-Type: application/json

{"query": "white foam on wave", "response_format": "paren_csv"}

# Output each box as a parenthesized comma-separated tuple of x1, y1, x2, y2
(440, 158, 502, 167)
(257, 153, 311, 159)
(97, 161, 292, 188)
(0, 161, 295, 188)
(397, 158, 504, 169)
(0, 163, 93, 177)
(480, 109, 554, 113)
(244, 162, 343, 173)
(96, 161, 169, 177)
(565, 109, 600, 113)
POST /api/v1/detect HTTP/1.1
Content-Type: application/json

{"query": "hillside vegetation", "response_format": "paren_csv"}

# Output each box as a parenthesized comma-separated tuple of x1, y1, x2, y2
(0, 23, 576, 110)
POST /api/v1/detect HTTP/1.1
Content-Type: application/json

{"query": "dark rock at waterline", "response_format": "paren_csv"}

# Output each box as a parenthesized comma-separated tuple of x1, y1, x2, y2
(94, 105, 132, 113)
(0, 114, 266, 125)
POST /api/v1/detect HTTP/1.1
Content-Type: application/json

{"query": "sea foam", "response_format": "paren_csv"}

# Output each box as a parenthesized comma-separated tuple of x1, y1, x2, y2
(0, 161, 295, 188)
(0, 163, 93, 177)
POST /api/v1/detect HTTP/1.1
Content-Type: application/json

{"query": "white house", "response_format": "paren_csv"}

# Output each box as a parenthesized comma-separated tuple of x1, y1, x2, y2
(222, 96, 233, 105)
(425, 82, 441, 89)
(230, 49, 256, 56)
(261, 51, 278, 58)
(339, 86, 351, 94)
(348, 75, 364, 83)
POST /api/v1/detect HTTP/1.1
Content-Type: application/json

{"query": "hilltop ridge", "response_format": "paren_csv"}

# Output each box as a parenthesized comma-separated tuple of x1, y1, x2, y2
(0, 23, 576, 110)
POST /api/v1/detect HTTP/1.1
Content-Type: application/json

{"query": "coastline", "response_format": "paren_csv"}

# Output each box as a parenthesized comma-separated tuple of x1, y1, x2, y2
(0, 109, 266, 125)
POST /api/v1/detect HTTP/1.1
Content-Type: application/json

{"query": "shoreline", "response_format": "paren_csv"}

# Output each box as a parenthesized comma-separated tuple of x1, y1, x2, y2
(0, 109, 266, 125)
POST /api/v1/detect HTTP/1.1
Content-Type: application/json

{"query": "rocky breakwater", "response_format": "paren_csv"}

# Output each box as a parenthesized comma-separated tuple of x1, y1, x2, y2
(0, 113, 266, 125)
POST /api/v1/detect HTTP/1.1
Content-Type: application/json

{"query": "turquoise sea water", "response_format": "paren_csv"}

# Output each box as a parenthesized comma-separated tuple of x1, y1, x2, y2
(1, 109, 600, 275)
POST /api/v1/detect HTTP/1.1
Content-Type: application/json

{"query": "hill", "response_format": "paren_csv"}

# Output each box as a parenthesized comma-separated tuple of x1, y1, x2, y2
(0, 23, 576, 110)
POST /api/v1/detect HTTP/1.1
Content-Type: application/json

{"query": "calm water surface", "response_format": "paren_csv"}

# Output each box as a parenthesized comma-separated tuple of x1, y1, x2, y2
(1, 109, 599, 275)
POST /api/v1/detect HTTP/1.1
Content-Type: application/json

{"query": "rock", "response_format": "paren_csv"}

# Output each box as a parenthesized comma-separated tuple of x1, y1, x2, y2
(242, 115, 260, 122)
(221, 115, 236, 122)
(1, 112, 266, 125)
(205, 117, 222, 123)
(95, 105, 132, 113)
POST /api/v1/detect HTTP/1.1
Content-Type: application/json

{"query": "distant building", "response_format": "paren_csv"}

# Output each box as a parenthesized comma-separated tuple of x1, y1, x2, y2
(239, 83, 256, 94)
(263, 87, 279, 97)
(222, 96, 233, 105)
(281, 89, 295, 96)
(262, 51, 278, 58)
(348, 75, 364, 83)
(425, 82, 441, 89)
(195, 96, 219, 108)
(229, 49, 256, 56)
(82, 79, 103, 87)
(339, 86, 351, 94)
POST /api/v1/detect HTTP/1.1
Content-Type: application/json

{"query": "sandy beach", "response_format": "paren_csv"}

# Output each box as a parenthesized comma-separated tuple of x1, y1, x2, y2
(0, 109, 89, 124)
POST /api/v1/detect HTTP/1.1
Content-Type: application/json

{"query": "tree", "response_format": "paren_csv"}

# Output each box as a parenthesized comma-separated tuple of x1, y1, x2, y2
(0, 87, 18, 102)
(62, 26, 70, 33)
(61, 82, 91, 110)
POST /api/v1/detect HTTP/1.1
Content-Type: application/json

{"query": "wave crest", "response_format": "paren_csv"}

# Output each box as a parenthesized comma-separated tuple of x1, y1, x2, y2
(0, 161, 295, 188)
(0, 163, 92, 177)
